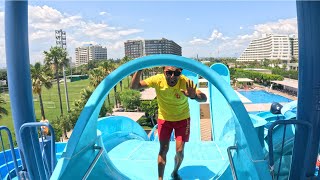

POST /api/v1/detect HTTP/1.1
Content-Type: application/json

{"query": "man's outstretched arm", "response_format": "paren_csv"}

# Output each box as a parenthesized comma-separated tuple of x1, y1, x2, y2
(130, 70, 148, 90)
(194, 90, 207, 102)
(180, 79, 207, 102)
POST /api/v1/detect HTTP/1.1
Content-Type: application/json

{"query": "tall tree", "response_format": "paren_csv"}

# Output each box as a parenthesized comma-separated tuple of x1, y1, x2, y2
(0, 69, 7, 84)
(30, 62, 53, 120)
(89, 67, 105, 88)
(100, 61, 118, 107)
(44, 47, 69, 116)
(120, 56, 132, 87)
(0, 95, 8, 120)
(89, 66, 112, 106)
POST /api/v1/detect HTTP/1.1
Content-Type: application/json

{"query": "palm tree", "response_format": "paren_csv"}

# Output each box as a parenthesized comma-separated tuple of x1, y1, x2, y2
(100, 61, 115, 75)
(89, 67, 105, 88)
(120, 56, 132, 87)
(100, 61, 119, 107)
(30, 62, 53, 120)
(88, 67, 112, 106)
(0, 95, 8, 119)
(44, 47, 69, 116)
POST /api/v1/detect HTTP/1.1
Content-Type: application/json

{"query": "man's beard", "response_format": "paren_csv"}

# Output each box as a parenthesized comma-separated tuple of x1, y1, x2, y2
(167, 78, 177, 87)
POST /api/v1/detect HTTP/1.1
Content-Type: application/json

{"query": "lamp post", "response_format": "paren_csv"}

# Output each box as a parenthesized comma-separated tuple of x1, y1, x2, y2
(55, 29, 70, 112)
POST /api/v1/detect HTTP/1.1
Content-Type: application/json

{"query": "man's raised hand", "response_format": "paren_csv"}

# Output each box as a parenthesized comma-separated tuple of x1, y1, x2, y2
(181, 80, 197, 99)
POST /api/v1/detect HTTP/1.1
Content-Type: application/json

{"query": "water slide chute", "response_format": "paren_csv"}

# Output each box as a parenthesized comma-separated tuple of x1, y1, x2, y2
(51, 55, 270, 179)
(182, 69, 201, 142)
(97, 116, 149, 152)
(209, 63, 234, 142)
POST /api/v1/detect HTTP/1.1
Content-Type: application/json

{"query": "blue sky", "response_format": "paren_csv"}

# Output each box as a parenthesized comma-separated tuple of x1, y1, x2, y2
(0, 1, 297, 67)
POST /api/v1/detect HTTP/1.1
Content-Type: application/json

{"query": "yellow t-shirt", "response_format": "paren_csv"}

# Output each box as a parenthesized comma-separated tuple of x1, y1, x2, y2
(143, 74, 190, 121)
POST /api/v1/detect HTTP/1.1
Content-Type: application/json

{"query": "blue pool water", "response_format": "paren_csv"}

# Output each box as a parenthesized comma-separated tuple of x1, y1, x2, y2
(238, 90, 292, 104)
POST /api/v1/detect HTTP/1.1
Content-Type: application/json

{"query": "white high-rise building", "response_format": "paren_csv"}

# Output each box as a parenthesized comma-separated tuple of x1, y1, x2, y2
(237, 34, 298, 63)
(292, 36, 299, 60)
(75, 44, 108, 66)
(124, 38, 182, 59)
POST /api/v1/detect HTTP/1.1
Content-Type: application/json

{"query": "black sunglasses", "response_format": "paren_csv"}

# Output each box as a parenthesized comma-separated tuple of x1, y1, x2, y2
(165, 70, 181, 77)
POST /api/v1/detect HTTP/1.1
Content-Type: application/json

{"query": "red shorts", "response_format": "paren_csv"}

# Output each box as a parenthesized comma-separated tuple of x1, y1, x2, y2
(157, 118, 190, 142)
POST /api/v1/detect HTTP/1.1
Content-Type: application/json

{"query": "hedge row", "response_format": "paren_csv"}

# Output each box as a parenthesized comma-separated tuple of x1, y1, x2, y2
(271, 68, 298, 80)
(230, 68, 284, 86)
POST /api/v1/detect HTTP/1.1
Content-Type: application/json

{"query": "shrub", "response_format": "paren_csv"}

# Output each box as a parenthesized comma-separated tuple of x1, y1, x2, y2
(119, 89, 141, 111)
(232, 68, 284, 86)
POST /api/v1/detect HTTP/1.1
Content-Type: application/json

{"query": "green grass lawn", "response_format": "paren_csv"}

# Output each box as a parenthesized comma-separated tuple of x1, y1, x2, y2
(1, 77, 132, 148)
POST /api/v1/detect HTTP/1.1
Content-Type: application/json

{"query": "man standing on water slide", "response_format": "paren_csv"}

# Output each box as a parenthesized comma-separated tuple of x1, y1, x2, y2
(130, 66, 207, 180)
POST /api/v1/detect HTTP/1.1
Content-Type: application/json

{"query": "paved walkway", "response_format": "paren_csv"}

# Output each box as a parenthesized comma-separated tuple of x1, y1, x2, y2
(200, 104, 212, 141)
(111, 112, 145, 122)
(271, 78, 298, 89)
(140, 88, 156, 100)
(254, 84, 297, 101)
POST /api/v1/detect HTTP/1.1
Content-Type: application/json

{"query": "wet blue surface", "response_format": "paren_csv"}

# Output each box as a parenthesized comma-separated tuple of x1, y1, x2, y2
(238, 90, 292, 104)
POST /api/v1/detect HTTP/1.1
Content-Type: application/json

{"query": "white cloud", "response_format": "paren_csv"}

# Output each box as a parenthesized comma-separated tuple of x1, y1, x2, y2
(79, 41, 99, 46)
(188, 29, 226, 46)
(208, 29, 224, 41)
(240, 26, 243, 30)
(189, 37, 210, 45)
(224, 18, 297, 57)
(29, 5, 63, 23)
(99, 11, 110, 16)
(0, 5, 143, 67)
(185, 18, 297, 58)
(186, 18, 191, 21)
(254, 18, 297, 35)
(108, 41, 124, 50)
(236, 18, 297, 43)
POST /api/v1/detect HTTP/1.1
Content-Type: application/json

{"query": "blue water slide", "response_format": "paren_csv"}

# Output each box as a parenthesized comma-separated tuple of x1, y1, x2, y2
(97, 116, 149, 152)
(256, 111, 285, 122)
(281, 100, 297, 120)
(51, 55, 270, 179)
(207, 63, 237, 178)
(208, 63, 271, 179)
(255, 101, 297, 122)
(262, 101, 297, 178)
(209, 63, 234, 142)
(241, 101, 297, 178)
(182, 69, 201, 142)
(0, 149, 22, 178)
(263, 123, 295, 179)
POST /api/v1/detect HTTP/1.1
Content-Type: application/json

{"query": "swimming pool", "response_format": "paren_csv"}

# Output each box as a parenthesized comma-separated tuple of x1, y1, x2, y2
(238, 90, 292, 104)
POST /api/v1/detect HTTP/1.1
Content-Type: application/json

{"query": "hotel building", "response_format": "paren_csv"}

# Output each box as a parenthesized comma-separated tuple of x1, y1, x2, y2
(237, 34, 298, 63)
(75, 44, 108, 66)
(124, 38, 182, 58)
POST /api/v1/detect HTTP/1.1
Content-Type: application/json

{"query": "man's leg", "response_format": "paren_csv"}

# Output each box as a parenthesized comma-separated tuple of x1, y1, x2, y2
(172, 141, 185, 178)
(157, 119, 173, 180)
(171, 118, 190, 179)
(158, 140, 170, 180)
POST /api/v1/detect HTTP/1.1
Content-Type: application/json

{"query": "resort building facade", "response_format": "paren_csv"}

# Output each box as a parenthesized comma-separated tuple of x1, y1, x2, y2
(237, 34, 298, 63)
(75, 44, 108, 66)
(124, 38, 182, 58)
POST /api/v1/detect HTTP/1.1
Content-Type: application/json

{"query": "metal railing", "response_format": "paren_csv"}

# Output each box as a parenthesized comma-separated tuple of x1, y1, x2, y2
(82, 146, 104, 180)
(19, 122, 56, 179)
(267, 120, 312, 179)
(227, 145, 238, 180)
(0, 126, 20, 180)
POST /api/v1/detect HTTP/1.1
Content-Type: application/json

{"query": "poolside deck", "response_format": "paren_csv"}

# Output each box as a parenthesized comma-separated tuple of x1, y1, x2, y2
(140, 88, 156, 100)
(244, 103, 273, 112)
(112, 112, 145, 122)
